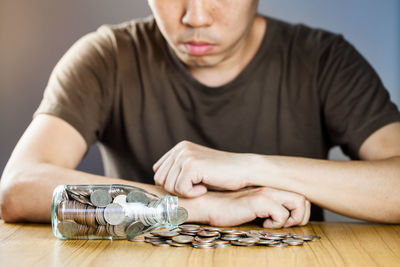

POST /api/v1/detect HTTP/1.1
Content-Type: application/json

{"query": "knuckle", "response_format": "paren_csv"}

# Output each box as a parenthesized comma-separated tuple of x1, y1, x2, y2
(291, 215, 302, 225)
(276, 209, 290, 223)
(301, 216, 310, 225)
(183, 157, 197, 169)
(178, 140, 191, 149)
(174, 183, 186, 196)
(296, 194, 306, 203)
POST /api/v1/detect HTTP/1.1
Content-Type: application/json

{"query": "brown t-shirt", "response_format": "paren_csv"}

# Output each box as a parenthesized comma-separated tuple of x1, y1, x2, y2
(35, 16, 400, 221)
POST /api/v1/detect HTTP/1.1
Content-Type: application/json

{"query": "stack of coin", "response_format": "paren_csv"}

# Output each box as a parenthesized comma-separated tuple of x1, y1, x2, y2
(137, 224, 321, 249)
(55, 186, 188, 240)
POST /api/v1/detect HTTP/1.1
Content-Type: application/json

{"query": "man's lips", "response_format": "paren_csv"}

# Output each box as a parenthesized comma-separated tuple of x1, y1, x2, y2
(183, 42, 215, 56)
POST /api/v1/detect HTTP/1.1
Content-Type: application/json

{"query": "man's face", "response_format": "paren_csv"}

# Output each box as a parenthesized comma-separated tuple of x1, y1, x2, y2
(148, 0, 259, 68)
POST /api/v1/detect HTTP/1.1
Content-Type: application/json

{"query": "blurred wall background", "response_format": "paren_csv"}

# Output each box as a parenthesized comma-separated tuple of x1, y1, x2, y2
(0, 0, 399, 222)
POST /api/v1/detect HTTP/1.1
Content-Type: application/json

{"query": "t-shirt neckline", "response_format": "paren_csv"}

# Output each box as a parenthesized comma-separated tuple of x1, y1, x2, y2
(163, 15, 276, 95)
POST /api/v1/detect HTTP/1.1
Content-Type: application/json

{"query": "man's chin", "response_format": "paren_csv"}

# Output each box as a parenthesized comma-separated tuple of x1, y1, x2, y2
(180, 55, 221, 69)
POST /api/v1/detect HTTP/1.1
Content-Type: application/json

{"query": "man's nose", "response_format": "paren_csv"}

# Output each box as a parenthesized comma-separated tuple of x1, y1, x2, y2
(182, 0, 213, 28)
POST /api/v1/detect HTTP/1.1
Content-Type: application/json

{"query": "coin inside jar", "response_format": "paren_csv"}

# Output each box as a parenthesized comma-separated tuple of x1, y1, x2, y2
(90, 189, 112, 207)
(126, 221, 145, 240)
(103, 203, 126, 225)
(57, 220, 79, 238)
(126, 191, 150, 205)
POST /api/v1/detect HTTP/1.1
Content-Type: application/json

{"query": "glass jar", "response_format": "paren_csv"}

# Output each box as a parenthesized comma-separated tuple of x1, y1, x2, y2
(51, 184, 188, 240)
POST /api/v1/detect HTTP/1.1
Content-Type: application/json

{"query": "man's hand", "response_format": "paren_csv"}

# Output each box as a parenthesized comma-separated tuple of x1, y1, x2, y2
(153, 140, 255, 197)
(186, 187, 310, 228)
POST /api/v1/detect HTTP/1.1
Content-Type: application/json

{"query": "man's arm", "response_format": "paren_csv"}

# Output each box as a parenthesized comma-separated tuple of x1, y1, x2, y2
(153, 122, 400, 223)
(250, 122, 400, 223)
(0, 115, 310, 228)
(0, 115, 167, 222)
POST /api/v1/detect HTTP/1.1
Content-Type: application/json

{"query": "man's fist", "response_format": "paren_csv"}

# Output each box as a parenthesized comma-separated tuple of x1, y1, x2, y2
(153, 140, 254, 197)
(190, 187, 311, 228)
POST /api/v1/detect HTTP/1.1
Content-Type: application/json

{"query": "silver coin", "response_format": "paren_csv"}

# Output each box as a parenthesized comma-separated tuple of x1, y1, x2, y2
(179, 224, 200, 231)
(264, 235, 284, 241)
(270, 232, 290, 238)
(151, 241, 170, 247)
(166, 240, 189, 247)
(156, 231, 180, 238)
(104, 203, 126, 225)
(257, 239, 279, 245)
(130, 235, 145, 242)
(230, 230, 246, 236)
(179, 231, 198, 236)
(113, 195, 127, 205)
(194, 236, 218, 243)
(150, 229, 167, 236)
(310, 235, 321, 241)
(221, 235, 240, 241)
(106, 223, 115, 236)
(176, 207, 188, 225)
(145, 236, 165, 243)
(90, 189, 112, 207)
(172, 235, 194, 244)
(126, 221, 145, 240)
(213, 240, 230, 247)
(218, 228, 237, 234)
(213, 240, 229, 245)
(237, 237, 258, 244)
(57, 220, 79, 237)
(246, 233, 262, 238)
(126, 191, 150, 205)
(192, 242, 214, 249)
(197, 230, 219, 237)
(202, 226, 221, 232)
(69, 192, 92, 206)
(231, 241, 254, 247)
(95, 207, 107, 226)
(283, 238, 304, 246)
(114, 222, 128, 237)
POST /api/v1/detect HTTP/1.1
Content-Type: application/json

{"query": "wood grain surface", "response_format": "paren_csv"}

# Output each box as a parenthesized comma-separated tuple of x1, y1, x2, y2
(0, 221, 399, 267)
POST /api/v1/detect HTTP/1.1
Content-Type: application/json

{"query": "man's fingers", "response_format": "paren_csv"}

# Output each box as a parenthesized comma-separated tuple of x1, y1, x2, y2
(153, 149, 174, 173)
(153, 155, 175, 186)
(262, 206, 290, 229)
(300, 200, 311, 226)
(187, 184, 208, 198)
(163, 161, 181, 194)
(282, 196, 306, 228)
(175, 166, 207, 197)
(251, 196, 289, 229)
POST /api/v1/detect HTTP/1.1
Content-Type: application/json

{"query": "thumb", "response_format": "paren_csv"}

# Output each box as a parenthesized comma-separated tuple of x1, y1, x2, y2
(184, 184, 207, 198)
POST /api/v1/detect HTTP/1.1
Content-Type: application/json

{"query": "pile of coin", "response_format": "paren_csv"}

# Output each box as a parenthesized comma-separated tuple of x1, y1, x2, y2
(55, 186, 187, 239)
(134, 224, 321, 249)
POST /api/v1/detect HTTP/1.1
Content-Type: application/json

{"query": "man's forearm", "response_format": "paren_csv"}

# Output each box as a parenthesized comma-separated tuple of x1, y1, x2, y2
(249, 155, 400, 223)
(0, 163, 201, 223)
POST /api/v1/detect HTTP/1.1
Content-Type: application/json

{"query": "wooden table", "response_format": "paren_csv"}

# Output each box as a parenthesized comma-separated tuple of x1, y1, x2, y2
(0, 221, 399, 267)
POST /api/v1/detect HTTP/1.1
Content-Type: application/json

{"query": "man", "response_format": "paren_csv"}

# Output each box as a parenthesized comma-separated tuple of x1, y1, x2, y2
(1, 0, 400, 228)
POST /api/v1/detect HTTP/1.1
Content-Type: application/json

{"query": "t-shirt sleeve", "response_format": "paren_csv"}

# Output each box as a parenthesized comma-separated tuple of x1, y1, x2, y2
(318, 35, 400, 159)
(34, 25, 117, 148)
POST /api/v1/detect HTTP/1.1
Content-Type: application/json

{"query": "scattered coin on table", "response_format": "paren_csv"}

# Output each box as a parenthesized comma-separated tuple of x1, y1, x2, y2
(137, 224, 321, 249)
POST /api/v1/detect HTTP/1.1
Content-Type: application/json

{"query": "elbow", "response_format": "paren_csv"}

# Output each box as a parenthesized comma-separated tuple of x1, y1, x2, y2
(0, 170, 28, 223)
